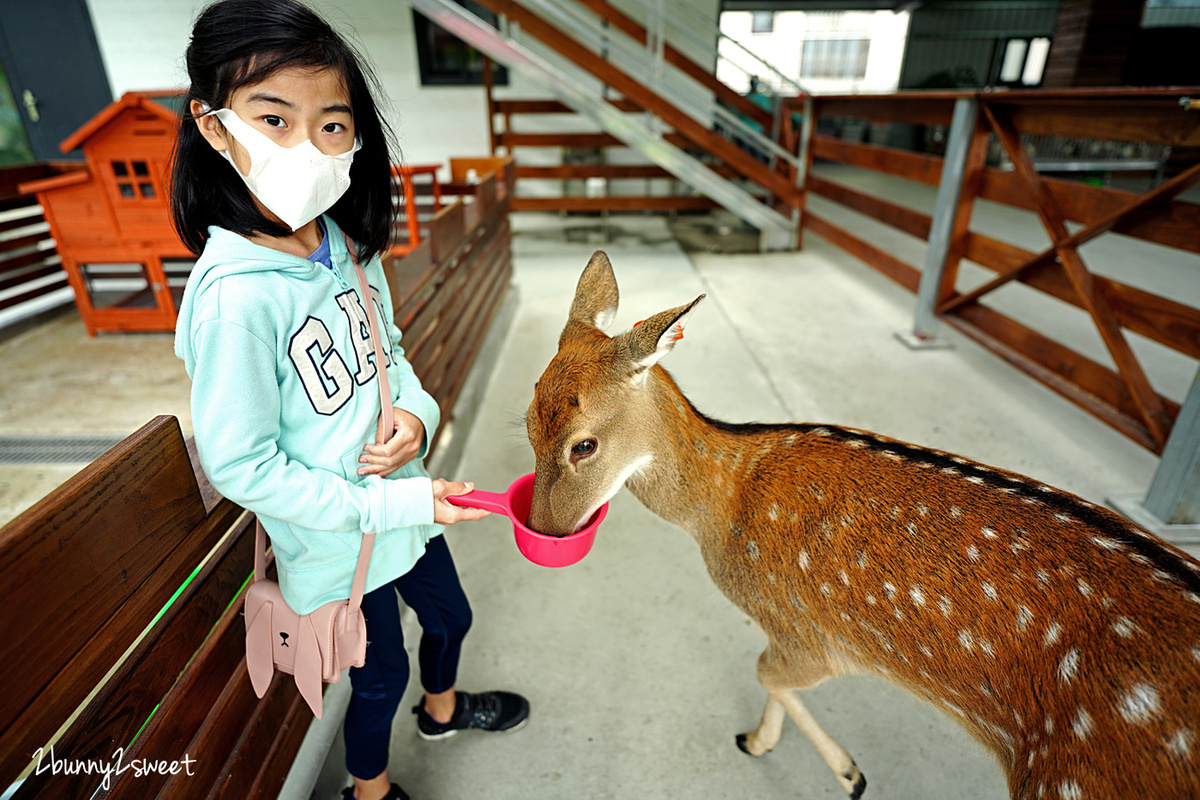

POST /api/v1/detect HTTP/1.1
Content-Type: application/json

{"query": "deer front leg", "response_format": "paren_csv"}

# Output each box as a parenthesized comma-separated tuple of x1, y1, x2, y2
(737, 646, 867, 800)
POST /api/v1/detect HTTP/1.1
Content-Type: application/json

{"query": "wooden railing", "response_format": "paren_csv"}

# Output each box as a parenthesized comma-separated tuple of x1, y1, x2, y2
(0, 165, 74, 331)
(386, 156, 515, 456)
(794, 88, 1200, 455)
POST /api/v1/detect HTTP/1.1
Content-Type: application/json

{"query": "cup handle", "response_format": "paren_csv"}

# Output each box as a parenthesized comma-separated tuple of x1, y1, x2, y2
(445, 490, 510, 517)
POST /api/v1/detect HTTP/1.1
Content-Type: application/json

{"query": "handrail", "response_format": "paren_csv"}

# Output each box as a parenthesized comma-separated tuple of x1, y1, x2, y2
(516, 0, 799, 168)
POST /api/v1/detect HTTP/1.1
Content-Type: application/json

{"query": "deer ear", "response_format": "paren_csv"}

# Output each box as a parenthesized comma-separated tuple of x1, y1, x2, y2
(625, 295, 705, 374)
(566, 251, 619, 334)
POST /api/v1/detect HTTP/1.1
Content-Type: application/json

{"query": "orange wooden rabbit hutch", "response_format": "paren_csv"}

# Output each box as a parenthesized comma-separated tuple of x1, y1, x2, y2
(20, 91, 441, 336)
(19, 91, 190, 335)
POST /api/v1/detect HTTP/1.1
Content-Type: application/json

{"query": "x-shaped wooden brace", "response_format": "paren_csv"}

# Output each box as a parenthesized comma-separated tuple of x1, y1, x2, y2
(944, 104, 1192, 450)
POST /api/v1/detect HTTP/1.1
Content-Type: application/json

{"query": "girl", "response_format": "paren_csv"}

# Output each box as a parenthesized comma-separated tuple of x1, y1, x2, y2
(170, 3, 529, 799)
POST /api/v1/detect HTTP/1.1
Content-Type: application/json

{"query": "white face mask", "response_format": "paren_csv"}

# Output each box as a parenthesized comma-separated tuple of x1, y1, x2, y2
(206, 107, 361, 231)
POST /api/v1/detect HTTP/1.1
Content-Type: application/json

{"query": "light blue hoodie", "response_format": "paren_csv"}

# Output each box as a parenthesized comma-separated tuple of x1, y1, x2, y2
(175, 215, 442, 615)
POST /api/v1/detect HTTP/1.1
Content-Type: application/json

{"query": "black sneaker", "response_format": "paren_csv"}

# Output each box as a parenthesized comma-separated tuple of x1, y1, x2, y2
(413, 690, 530, 741)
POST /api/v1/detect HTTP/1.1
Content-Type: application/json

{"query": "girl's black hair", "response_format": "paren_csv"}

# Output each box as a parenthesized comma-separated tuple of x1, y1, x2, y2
(171, 0, 397, 263)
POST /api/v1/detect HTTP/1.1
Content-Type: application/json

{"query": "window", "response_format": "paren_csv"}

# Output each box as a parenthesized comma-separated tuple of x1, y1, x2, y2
(997, 37, 1051, 87)
(751, 11, 774, 34)
(111, 160, 155, 199)
(413, 1, 508, 87)
(801, 39, 870, 80)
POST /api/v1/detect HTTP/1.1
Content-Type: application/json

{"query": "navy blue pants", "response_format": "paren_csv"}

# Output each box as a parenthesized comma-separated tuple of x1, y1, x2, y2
(343, 534, 472, 779)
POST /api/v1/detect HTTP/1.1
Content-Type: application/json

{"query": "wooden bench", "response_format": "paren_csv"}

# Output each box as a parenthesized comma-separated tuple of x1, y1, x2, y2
(0, 416, 305, 799)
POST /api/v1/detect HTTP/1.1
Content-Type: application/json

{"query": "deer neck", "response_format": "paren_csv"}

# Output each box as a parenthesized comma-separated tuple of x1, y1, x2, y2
(623, 367, 749, 538)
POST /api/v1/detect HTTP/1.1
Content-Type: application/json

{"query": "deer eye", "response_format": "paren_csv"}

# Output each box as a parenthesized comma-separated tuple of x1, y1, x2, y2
(570, 438, 597, 462)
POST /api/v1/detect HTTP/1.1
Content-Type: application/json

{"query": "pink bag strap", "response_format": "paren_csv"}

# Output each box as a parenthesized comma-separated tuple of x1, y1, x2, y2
(252, 233, 395, 619)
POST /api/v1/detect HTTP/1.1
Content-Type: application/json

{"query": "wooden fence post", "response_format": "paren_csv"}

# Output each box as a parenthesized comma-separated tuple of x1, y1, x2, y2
(1112, 367, 1200, 542)
(896, 96, 977, 349)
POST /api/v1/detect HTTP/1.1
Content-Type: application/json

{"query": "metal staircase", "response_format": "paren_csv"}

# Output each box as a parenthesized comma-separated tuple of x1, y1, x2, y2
(407, 0, 805, 249)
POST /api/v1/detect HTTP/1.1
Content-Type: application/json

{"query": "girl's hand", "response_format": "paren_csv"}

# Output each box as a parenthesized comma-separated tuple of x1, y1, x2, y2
(359, 407, 424, 477)
(432, 479, 491, 525)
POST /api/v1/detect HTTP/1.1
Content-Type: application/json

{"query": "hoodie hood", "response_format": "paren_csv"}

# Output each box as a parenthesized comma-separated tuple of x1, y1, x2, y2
(174, 216, 351, 371)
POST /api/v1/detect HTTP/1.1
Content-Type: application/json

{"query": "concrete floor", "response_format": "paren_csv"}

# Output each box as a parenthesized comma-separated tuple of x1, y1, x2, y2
(2, 198, 1196, 799)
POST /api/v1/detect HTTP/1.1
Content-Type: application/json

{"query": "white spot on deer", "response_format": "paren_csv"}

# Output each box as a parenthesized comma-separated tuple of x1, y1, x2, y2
(866, 594, 877, 605)
(982, 582, 999, 601)
(1054, 513, 1074, 524)
(1043, 623, 1063, 649)
(820, 583, 832, 597)
(1184, 591, 1200, 606)
(847, 438, 869, 449)
(920, 644, 934, 658)
(980, 639, 996, 658)
(880, 450, 902, 462)
(981, 527, 999, 539)
(1058, 649, 1080, 683)
(966, 475, 985, 485)
(1091, 536, 1123, 551)
(939, 596, 953, 617)
(950, 506, 962, 518)
(1072, 709, 1093, 740)
(1118, 683, 1161, 725)
(798, 550, 809, 571)
(1077, 579, 1093, 597)
(840, 514, 854, 528)
(808, 485, 825, 501)
(856, 551, 868, 569)
(1010, 537, 1030, 554)
(1059, 780, 1082, 800)
(768, 504, 779, 521)
(894, 607, 904, 621)
(883, 582, 897, 601)
(942, 467, 960, 477)
(1037, 570, 1052, 585)
(1045, 716, 1055, 734)
(910, 586, 925, 607)
(840, 570, 850, 587)
(967, 544, 981, 562)
(906, 522, 918, 537)
(1166, 727, 1195, 757)
(1112, 617, 1139, 638)
(840, 612, 851, 622)
(916, 503, 929, 517)
(1130, 553, 1151, 566)
(958, 630, 974, 651)
(748, 540, 759, 560)
(1017, 606, 1034, 631)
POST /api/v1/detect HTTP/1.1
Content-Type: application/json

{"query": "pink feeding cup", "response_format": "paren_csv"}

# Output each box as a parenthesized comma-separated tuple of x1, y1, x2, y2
(446, 473, 607, 567)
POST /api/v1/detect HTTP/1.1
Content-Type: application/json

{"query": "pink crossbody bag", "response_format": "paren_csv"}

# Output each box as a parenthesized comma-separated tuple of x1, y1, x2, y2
(244, 236, 393, 720)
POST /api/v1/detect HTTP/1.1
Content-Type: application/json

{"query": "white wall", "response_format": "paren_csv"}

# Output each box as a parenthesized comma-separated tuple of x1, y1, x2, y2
(84, 0, 499, 169)
(83, 0, 730, 188)
(718, 9, 910, 95)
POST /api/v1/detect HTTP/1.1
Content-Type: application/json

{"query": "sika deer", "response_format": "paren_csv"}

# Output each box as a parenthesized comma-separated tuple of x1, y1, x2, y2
(525, 251, 1200, 800)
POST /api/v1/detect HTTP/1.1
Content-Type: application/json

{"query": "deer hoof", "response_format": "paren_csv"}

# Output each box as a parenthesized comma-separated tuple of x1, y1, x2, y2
(841, 764, 867, 799)
(735, 732, 770, 757)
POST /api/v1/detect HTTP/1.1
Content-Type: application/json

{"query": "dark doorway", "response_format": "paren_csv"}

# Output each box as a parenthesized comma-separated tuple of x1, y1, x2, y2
(0, 0, 113, 162)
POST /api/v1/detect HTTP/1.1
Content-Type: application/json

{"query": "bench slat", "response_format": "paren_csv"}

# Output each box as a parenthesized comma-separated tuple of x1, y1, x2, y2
(10, 500, 250, 799)
(0, 416, 207, 787)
